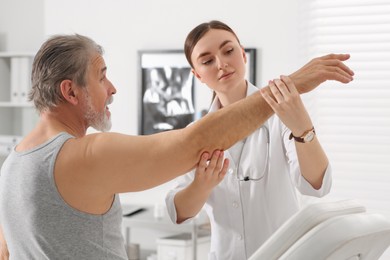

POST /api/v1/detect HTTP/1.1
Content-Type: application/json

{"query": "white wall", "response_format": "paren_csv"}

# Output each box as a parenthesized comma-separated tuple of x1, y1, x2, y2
(0, 0, 44, 51)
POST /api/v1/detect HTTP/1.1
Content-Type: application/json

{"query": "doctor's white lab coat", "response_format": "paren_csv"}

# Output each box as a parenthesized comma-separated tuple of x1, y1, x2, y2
(165, 83, 332, 260)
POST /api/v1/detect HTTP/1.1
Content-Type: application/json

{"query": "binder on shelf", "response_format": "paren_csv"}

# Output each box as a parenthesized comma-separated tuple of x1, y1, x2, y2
(10, 57, 20, 103)
(10, 56, 32, 104)
(19, 57, 32, 103)
(0, 57, 11, 102)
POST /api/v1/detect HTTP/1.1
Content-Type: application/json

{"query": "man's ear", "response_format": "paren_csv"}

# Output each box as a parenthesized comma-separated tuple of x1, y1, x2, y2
(59, 79, 80, 105)
(192, 68, 204, 83)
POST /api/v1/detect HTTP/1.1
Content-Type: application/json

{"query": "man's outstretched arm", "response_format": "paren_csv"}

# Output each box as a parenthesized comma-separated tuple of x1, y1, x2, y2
(61, 54, 354, 194)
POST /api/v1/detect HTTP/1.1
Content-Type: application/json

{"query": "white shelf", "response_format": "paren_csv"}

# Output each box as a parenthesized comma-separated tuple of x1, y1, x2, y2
(0, 52, 35, 58)
(0, 102, 33, 107)
(0, 52, 38, 161)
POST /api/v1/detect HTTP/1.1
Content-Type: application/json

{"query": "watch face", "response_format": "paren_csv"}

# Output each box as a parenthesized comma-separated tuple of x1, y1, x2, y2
(304, 131, 315, 142)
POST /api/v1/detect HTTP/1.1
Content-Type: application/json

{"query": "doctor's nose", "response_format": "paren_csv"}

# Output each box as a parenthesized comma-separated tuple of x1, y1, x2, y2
(217, 59, 229, 70)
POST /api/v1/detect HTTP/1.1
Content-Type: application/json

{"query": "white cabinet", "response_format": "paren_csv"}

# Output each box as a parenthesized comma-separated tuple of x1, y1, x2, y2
(157, 233, 210, 260)
(122, 205, 211, 260)
(0, 52, 38, 159)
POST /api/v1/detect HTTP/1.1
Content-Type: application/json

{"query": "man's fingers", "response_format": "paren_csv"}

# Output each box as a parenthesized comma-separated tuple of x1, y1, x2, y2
(322, 70, 353, 84)
(332, 66, 354, 82)
(318, 53, 351, 62)
(322, 59, 354, 77)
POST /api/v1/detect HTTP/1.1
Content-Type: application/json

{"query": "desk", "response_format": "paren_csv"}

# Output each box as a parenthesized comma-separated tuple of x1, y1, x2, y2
(122, 206, 210, 260)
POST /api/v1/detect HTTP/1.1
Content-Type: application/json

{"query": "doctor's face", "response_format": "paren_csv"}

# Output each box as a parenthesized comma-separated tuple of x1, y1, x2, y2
(190, 29, 247, 94)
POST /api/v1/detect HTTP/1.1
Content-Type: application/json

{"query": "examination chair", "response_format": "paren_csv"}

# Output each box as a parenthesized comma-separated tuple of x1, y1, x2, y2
(248, 200, 390, 260)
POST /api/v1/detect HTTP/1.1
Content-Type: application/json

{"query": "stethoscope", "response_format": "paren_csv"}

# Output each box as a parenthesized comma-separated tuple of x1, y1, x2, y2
(235, 124, 270, 181)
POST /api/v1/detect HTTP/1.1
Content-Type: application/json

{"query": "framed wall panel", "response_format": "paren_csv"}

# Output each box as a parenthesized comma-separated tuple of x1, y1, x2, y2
(139, 50, 195, 135)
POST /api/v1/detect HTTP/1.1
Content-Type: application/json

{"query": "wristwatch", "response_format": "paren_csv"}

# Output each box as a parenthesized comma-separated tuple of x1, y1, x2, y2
(289, 127, 316, 143)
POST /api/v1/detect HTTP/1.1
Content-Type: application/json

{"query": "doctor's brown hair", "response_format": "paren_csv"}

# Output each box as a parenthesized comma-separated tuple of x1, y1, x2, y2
(184, 20, 241, 68)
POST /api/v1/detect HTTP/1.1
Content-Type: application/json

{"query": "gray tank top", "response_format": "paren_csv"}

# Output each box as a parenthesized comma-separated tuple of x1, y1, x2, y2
(0, 132, 127, 259)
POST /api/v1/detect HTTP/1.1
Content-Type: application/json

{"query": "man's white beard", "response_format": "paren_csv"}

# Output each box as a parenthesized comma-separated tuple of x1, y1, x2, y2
(84, 95, 113, 132)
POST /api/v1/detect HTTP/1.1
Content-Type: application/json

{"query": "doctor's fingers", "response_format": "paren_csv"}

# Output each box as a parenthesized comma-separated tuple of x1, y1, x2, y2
(271, 78, 302, 107)
(218, 159, 230, 179)
(196, 150, 222, 174)
(269, 80, 287, 104)
(203, 158, 229, 184)
(196, 152, 211, 174)
(280, 75, 299, 95)
(261, 87, 279, 112)
(205, 150, 225, 175)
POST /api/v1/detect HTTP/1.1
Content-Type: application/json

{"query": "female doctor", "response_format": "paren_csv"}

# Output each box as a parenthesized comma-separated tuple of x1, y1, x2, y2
(165, 20, 332, 260)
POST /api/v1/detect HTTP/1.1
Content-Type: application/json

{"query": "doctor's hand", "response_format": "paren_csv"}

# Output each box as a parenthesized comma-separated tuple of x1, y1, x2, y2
(289, 53, 354, 94)
(192, 150, 229, 193)
(261, 76, 313, 137)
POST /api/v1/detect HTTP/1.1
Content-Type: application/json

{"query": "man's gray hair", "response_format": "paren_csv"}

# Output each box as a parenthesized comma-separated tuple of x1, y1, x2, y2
(29, 34, 103, 113)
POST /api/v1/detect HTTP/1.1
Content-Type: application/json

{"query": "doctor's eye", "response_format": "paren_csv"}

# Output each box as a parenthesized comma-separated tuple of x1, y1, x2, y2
(226, 48, 234, 55)
(202, 59, 213, 65)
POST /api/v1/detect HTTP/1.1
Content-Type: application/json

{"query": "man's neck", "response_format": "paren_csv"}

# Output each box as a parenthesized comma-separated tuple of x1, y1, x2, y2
(16, 106, 88, 152)
(41, 108, 88, 138)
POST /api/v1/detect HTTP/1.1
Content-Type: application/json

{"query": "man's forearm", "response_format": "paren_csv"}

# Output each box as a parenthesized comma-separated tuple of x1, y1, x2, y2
(95, 54, 353, 193)
(187, 89, 273, 158)
(187, 54, 354, 161)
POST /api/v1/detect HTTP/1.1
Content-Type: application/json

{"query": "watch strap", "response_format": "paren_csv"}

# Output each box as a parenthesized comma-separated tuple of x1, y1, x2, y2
(289, 127, 315, 143)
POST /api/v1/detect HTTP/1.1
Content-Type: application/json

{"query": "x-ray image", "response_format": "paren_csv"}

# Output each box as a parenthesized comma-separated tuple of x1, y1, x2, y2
(139, 51, 195, 135)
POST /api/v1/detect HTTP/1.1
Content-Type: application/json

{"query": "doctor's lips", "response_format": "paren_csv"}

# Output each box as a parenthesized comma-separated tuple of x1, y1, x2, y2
(219, 71, 234, 80)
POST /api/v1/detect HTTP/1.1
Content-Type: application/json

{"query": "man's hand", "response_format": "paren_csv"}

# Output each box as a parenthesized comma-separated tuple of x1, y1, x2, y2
(289, 53, 354, 94)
